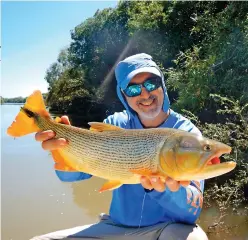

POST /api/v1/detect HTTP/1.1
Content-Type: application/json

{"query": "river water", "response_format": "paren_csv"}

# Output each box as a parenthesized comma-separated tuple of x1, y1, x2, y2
(1, 104, 247, 240)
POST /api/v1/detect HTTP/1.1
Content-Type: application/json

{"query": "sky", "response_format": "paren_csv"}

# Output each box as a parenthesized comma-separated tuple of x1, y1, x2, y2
(1, 1, 118, 98)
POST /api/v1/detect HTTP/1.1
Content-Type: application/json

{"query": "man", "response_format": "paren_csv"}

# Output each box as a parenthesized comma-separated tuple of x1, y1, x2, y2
(33, 53, 208, 240)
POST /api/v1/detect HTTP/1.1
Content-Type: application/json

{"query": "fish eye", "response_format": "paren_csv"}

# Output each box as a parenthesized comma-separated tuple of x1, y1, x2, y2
(204, 144, 211, 151)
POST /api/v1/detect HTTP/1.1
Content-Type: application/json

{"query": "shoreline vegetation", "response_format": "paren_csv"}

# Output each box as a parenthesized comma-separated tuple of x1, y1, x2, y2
(1, 96, 26, 104)
(4, 1, 247, 237)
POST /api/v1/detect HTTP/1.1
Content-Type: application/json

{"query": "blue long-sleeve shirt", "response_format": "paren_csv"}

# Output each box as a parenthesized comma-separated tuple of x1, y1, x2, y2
(56, 109, 204, 227)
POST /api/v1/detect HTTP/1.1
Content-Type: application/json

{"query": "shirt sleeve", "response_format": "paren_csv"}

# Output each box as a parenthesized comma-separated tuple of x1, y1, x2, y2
(55, 170, 92, 182)
(146, 180, 204, 224)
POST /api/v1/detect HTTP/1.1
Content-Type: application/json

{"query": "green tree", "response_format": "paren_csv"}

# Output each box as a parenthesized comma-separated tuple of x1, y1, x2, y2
(166, 2, 248, 120)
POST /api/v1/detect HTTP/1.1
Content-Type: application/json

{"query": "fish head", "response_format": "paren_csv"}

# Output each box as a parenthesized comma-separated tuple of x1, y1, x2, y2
(159, 131, 236, 181)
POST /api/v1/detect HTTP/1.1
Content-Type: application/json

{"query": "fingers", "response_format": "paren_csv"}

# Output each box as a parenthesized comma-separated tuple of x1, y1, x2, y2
(165, 177, 180, 192)
(150, 177, 166, 192)
(180, 180, 190, 187)
(41, 138, 67, 151)
(35, 130, 67, 150)
(35, 115, 70, 142)
(140, 176, 189, 193)
(140, 176, 166, 192)
(140, 176, 153, 190)
(60, 115, 71, 125)
(35, 130, 55, 142)
(35, 115, 70, 151)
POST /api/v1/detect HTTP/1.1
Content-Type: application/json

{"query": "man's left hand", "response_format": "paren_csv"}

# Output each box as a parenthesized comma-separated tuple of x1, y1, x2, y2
(140, 176, 190, 192)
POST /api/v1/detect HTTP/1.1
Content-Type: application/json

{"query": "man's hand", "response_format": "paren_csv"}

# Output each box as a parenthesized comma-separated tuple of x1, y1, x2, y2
(140, 176, 190, 192)
(35, 116, 70, 150)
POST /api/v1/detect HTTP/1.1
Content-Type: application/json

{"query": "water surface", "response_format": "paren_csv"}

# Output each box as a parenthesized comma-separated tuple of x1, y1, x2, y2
(2, 104, 111, 240)
(1, 104, 247, 240)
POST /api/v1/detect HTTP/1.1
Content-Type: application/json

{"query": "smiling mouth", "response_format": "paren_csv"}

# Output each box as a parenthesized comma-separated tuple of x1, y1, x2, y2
(140, 99, 155, 106)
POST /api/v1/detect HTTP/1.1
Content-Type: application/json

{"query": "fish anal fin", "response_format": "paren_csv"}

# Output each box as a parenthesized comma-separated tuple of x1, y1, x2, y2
(51, 150, 77, 172)
(7, 111, 40, 137)
(88, 122, 123, 132)
(99, 180, 123, 193)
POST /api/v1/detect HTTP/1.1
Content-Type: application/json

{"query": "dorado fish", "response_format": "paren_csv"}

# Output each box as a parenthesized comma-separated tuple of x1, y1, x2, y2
(7, 90, 236, 192)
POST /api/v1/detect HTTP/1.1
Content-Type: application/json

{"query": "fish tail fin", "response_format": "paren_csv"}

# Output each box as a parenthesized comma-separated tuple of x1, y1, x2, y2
(7, 90, 50, 137)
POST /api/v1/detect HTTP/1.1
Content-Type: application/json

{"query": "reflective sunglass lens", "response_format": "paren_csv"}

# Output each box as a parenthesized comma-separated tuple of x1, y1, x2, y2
(123, 77, 162, 97)
(144, 78, 160, 91)
(124, 85, 141, 97)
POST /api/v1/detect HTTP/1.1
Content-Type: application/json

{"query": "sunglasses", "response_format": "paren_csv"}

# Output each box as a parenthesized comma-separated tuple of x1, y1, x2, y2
(123, 76, 162, 97)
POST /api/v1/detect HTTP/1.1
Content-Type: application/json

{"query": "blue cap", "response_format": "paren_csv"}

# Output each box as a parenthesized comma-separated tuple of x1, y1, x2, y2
(115, 53, 170, 117)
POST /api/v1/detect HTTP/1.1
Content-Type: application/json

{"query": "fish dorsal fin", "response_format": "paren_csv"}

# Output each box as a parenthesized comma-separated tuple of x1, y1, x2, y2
(24, 90, 49, 117)
(88, 122, 123, 132)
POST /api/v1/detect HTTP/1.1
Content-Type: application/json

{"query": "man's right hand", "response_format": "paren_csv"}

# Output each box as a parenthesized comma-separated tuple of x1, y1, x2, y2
(35, 116, 70, 151)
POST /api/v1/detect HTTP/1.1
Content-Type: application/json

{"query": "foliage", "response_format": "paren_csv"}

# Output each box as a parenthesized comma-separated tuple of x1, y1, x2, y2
(44, 1, 239, 116)
(1, 96, 5, 104)
(166, 2, 248, 118)
(46, 68, 92, 113)
(182, 94, 248, 235)
(1, 96, 27, 103)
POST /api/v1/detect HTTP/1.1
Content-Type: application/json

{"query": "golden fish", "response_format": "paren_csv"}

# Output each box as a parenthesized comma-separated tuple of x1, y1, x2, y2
(7, 90, 236, 192)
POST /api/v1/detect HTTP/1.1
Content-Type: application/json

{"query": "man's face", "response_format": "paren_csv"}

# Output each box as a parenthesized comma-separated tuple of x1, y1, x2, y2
(123, 72, 164, 119)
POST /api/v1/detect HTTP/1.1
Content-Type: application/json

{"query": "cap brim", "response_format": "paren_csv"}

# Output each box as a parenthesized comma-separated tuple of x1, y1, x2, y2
(121, 67, 162, 89)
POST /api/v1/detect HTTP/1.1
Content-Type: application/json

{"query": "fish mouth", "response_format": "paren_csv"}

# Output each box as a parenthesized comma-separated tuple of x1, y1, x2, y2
(198, 161, 237, 180)
(197, 145, 236, 180)
(205, 145, 232, 167)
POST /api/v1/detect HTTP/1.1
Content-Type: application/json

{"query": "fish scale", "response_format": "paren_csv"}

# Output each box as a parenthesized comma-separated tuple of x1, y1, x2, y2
(36, 115, 171, 183)
(7, 90, 236, 192)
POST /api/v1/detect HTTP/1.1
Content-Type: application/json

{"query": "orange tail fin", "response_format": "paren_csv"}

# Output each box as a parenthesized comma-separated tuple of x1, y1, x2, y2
(7, 90, 50, 137)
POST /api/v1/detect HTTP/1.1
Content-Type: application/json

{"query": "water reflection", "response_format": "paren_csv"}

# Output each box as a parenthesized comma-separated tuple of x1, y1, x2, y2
(198, 205, 248, 240)
(70, 177, 112, 218)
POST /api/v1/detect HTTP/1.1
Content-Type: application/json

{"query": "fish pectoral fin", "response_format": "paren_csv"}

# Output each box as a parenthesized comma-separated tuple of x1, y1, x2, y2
(51, 150, 77, 172)
(88, 122, 123, 132)
(99, 180, 123, 193)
